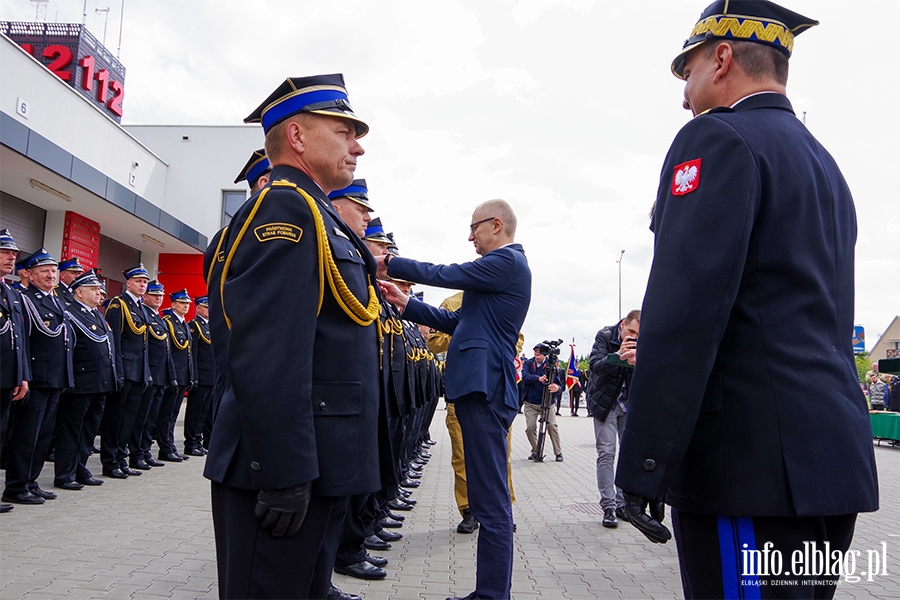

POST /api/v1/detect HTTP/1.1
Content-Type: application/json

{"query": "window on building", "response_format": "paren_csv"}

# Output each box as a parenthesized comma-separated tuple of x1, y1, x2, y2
(221, 190, 247, 228)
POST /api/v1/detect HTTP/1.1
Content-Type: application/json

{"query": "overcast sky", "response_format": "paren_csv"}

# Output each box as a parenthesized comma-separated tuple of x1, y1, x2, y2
(3, 0, 897, 354)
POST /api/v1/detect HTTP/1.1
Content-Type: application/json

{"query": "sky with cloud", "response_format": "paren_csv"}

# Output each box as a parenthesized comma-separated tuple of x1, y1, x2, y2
(3, 0, 897, 354)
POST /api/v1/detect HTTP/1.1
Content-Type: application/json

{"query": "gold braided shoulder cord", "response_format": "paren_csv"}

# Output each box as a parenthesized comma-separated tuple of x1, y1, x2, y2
(206, 226, 228, 284)
(193, 321, 211, 344)
(120, 299, 147, 336)
(294, 187, 380, 326)
(165, 316, 189, 351)
(147, 319, 167, 341)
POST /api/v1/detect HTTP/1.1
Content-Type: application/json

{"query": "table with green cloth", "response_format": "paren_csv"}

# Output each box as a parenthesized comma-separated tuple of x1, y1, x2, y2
(870, 411, 900, 442)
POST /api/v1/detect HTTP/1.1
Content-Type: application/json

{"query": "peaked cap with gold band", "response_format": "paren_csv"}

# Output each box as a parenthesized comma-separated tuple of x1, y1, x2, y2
(329, 179, 373, 212)
(243, 74, 368, 138)
(234, 148, 271, 188)
(672, 0, 818, 79)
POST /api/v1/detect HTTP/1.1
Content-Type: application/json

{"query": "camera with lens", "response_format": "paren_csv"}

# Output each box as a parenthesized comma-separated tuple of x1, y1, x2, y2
(541, 339, 562, 361)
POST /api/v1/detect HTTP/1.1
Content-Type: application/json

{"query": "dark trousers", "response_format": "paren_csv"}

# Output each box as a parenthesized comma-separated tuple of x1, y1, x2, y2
(0, 388, 12, 458)
(54, 392, 106, 484)
(183, 384, 213, 450)
(4, 386, 60, 495)
(454, 392, 517, 600)
(155, 385, 185, 456)
(336, 493, 373, 567)
(136, 385, 166, 460)
(131, 384, 164, 462)
(211, 481, 348, 599)
(99, 380, 143, 471)
(672, 509, 858, 599)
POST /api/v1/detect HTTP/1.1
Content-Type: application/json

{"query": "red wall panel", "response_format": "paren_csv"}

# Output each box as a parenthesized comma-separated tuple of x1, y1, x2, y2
(158, 253, 205, 320)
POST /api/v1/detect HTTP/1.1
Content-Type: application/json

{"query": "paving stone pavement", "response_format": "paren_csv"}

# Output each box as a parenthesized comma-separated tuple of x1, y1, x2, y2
(1, 406, 898, 599)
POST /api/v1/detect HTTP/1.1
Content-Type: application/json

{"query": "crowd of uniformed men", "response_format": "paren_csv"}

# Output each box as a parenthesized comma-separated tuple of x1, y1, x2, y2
(0, 167, 447, 596)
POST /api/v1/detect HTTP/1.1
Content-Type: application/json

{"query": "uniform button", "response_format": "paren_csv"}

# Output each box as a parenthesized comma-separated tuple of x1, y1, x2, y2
(250, 461, 261, 471)
(319, 402, 326, 410)
(643, 459, 656, 472)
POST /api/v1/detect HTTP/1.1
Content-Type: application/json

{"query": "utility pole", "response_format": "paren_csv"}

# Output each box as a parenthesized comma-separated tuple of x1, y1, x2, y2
(96, 7, 110, 46)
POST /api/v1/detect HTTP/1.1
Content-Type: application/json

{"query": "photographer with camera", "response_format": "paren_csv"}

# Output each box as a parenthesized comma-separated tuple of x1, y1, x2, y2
(587, 309, 640, 528)
(521, 342, 564, 462)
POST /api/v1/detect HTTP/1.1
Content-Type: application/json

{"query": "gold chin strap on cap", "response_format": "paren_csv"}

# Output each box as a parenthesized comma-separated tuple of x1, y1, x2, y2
(219, 180, 381, 342)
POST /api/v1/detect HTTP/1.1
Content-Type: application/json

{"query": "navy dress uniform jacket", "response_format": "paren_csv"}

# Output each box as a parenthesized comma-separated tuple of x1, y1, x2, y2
(387, 244, 531, 417)
(204, 166, 382, 496)
(615, 93, 879, 517)
(144, 307, 176, 387)
(67, 302, 117, 394)
(189, 317, 215, 386)
(1, 281, 31, 388)
(105, 294, 150, 384)
(164, 314, 193, 386)
(21, 287, 74, 389)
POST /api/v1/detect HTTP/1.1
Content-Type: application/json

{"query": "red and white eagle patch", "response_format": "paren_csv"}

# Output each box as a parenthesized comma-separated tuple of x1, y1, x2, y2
(672, 158, 701, 196)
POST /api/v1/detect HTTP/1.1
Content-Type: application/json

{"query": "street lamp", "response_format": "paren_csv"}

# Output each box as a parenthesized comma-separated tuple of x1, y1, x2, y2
(617, 249, 625, 321)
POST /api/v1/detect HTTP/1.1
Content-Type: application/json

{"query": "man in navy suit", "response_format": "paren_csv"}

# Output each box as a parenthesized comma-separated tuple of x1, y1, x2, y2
(615, 2, 879, 597)
(380, 199, 531, 600)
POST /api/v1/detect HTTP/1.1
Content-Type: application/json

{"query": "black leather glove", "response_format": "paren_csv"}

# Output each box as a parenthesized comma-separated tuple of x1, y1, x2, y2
(254, 482, 312, 538)
(623, 491, 672, 544)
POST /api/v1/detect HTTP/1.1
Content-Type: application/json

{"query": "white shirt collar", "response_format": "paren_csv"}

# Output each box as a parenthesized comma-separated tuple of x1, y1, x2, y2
(731, 91, 781, 108)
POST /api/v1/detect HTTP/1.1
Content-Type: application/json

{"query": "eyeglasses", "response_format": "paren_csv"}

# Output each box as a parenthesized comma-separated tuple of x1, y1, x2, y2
(469, 217, 497, 234)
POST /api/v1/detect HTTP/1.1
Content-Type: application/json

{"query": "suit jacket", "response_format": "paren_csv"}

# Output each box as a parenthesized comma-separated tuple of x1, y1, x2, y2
(67, 301, 117, 394)
(615, 93, 879, 517)
(0, 281, 31, 388)
(164, 313, 193, 386)
(189, 316, 215, 386)
(143, 306, 176, 387)
(388, 244, 532, 417)
(204, 165, 383, 495)
(21, 286, 74, 389)
(105, 293, 150, 384)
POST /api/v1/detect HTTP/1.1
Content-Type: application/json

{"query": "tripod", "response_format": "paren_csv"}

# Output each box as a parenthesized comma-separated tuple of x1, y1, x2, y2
(533, 352, 559, 463)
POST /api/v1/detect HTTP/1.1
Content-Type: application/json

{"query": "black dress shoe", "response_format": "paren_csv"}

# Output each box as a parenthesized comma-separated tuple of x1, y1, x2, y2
(0, 504, 12, 513)
(91, 446, 100, 454)
(77, 477, 103, 486)
(398, 495, 416, 505)
(615, 506, 630, 523)
(380, 516, 403, 529)
(399, 478, 420, 489)
(145, 457, 165, 467)
(446, 592, 477, 600)
(375, 529, 403, 542)
(409, 462, 423, 471)
(129, 458, 152, 470)
(326, 585, 360, 600)
(102, 468, 128, 479)
(120, 466, 143, 476)
(28, 487, 57, 500)
(417, 451, 432, 459)
(407, 471, 422, 479)
(1, 491, 44, 504)
(184, 447, 205, 456)
(365, 552, 388, 567)
(176, 452, 191, 460)
(158, 453, 184, 462)
(334, 560, 386, 580)
(363, 534, 391, 551)
(387, 499, 414, 511)
(602, 507, 618, 528)
(55, 481, 85, 491)
(385, 510, 405, 521)
(457, 510, 479, 534)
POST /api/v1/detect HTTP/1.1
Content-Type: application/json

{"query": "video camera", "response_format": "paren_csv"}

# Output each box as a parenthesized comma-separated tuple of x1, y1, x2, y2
(541, 339, 563, 361)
